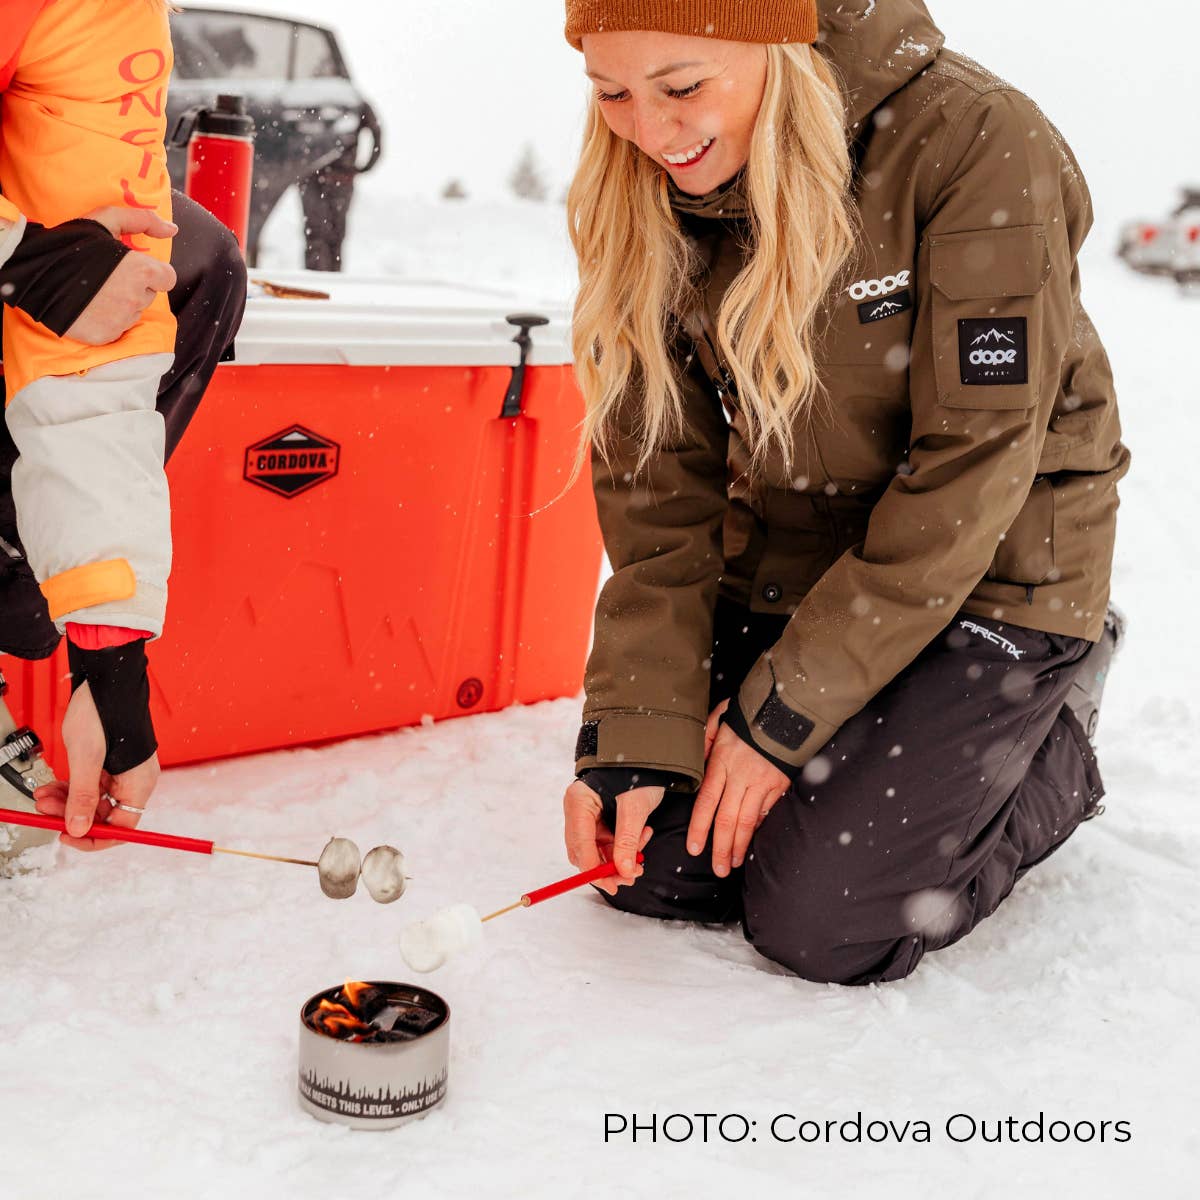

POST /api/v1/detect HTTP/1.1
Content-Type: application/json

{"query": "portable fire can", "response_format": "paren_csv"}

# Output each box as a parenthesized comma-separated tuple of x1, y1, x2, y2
(173, 93, 255, 253)
(298, 982, 450, 1130)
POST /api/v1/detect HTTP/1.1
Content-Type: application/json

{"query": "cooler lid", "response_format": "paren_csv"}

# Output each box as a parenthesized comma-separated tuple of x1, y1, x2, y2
(234, 272, 575, 367)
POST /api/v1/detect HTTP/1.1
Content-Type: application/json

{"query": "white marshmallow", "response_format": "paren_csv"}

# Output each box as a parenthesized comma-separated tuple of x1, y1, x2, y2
(361, 844, 407, 904)
(317, 837, 361, 899)
(399, 903, 483, 974)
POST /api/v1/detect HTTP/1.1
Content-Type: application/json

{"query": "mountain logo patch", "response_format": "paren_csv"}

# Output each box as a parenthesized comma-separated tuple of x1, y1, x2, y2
(858, 288, 913, 324)
(244, 425, 340, 498)
(958, 318, 1028, 385)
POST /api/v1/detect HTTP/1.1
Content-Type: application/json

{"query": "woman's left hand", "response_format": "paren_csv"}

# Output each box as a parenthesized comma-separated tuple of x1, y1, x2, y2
(687, 716, 790, 877)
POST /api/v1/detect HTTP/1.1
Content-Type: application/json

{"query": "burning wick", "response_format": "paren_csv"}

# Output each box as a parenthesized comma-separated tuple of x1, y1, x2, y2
(318, 837, 361, 899)
(399, 904, 483, 973)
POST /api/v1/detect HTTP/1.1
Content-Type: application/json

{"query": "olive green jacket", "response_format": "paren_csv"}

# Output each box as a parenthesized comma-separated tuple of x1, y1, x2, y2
(574, 0, 1130, 787)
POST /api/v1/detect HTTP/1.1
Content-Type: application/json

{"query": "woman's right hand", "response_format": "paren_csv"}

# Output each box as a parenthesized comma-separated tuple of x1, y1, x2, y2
(563, 779, 661, 895)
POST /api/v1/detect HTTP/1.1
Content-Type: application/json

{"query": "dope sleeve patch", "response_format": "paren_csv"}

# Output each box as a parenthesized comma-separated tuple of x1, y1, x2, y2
(958, 317, 1029, 386)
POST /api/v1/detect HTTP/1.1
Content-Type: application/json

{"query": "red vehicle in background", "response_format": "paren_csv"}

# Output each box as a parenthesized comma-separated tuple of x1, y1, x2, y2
(1117, 187, 1200, 290)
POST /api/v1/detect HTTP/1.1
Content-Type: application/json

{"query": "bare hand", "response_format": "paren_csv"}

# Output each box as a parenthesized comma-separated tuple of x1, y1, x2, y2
(705, 698, 731, 760)
(33, 682, 160, 851)
(64, 207, 178, 345)
(563, 779, 657, 896)
(687, 711, 790, 878)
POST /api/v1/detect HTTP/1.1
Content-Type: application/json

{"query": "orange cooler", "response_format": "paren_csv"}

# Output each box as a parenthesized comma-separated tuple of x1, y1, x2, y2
(6, 274, 602, 769)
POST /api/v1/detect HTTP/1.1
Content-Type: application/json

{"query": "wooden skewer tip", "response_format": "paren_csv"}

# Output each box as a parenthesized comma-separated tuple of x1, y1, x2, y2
(481, 897, 530, 923)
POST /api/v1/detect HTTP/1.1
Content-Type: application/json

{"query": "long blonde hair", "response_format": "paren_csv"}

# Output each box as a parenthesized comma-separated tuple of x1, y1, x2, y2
(567, 42, 856, 478)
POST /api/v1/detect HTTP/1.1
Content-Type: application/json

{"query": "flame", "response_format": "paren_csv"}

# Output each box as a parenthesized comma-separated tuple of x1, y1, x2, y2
(312, 997, 373, 1040)
(341, 980, 374, 1008)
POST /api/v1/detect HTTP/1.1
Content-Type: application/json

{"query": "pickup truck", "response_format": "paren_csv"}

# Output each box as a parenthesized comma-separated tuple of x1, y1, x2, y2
(167, 5, 382, 270)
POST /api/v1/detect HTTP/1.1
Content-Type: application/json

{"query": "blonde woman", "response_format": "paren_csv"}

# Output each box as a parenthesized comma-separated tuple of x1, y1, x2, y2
(561, 0, 1129, 984)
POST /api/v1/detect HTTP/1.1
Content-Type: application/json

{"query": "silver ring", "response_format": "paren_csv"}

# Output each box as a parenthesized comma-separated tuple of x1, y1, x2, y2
(104, 795, 145, 816)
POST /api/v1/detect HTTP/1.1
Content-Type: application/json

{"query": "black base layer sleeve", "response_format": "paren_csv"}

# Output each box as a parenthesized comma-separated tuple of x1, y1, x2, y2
(0, 219, 130, 337)
(577, 766, 689, 807)
(66, 639, 158, 775)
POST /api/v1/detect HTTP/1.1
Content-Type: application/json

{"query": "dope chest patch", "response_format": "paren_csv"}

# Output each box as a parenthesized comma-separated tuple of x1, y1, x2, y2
(958, 318, 1028, 386)
(858, 289, 913, 324)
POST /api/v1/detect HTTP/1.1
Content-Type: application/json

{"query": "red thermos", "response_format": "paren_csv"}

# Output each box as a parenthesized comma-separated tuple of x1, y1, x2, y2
(174, 93, 255, 253)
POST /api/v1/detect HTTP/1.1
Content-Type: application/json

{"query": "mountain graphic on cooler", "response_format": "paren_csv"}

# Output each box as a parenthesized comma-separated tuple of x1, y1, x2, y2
(971, 328, 1016, 346)
(871, 300, 903, 317)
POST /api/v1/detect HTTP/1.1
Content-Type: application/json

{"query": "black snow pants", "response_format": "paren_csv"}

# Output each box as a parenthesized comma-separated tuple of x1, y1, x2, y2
(599, 594, 1106, 985)
(0, 191, 247, 659)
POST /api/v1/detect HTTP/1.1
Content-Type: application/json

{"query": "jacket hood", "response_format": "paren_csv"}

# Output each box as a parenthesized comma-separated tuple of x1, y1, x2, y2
(668, 0, 944, 220)
(820, 0, 944, 132)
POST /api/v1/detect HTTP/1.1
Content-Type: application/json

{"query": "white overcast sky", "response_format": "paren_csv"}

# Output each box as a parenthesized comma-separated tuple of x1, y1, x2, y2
(183, 0, 1195, 237)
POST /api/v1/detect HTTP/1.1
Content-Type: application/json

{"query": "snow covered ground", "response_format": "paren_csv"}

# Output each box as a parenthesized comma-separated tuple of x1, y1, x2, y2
(7, 248, 1196, 1199)
(3, 3, 1199, 1197)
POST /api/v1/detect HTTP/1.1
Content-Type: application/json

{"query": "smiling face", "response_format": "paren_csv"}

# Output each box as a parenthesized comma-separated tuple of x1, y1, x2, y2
(581, 31, 769, 195)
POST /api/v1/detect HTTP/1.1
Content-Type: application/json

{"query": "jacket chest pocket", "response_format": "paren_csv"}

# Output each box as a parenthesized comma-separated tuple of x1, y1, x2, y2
(928, 225, 1051, 412)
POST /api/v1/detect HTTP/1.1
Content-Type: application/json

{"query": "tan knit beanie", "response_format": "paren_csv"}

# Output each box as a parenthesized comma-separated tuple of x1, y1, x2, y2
(564, 0, 819, 50)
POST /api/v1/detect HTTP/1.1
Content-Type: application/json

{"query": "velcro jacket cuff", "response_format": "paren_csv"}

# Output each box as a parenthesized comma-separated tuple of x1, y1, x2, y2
(719, 700, 802, 780)
(734, 656, 837, 773)
(49, 580, 167, 640)
(574, 710, 706, 789)
(40, 559, 136, 621)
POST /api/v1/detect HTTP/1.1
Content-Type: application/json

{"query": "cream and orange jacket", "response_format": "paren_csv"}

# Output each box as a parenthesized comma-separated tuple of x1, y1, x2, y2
(1, 0, 176, 638)
(575, 0, 1130, 787)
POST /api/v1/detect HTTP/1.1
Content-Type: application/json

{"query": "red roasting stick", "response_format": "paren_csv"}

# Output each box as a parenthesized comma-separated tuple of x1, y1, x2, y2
(524, 854, 646, 906)
(0, 806, 213, 853)
(481, 854, 647, 922)
(0, 807, 318, 867)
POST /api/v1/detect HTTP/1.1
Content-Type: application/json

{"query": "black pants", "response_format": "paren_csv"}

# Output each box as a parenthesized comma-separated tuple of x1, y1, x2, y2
(0, 191, 247, 658)
(600, 595, 1105, 985)
(299, 155, 355, 272)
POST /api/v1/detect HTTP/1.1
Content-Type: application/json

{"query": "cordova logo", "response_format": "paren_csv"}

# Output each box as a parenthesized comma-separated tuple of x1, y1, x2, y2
(244, 425, 341, 498)
(847, 270, 910, 301)
(969, 328, 1018, 366)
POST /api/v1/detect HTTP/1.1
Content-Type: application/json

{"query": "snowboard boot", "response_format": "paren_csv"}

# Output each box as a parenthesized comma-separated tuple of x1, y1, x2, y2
(1066, 604, 1126, 746)
(1064, 604, 1125, 823)
(0, 667, 60, 872)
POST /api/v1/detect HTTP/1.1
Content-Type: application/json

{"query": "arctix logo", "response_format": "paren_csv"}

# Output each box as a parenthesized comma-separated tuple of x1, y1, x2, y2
(244, 425, 341, 498)
(959, 620, 1024, 661)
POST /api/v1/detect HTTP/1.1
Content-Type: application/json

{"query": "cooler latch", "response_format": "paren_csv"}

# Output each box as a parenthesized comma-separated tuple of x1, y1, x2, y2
(501, 314, 550, 418)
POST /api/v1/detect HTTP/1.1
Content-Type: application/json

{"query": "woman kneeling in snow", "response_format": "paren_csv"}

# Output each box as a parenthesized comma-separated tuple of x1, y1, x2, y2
(560, 0, 1129, 985)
